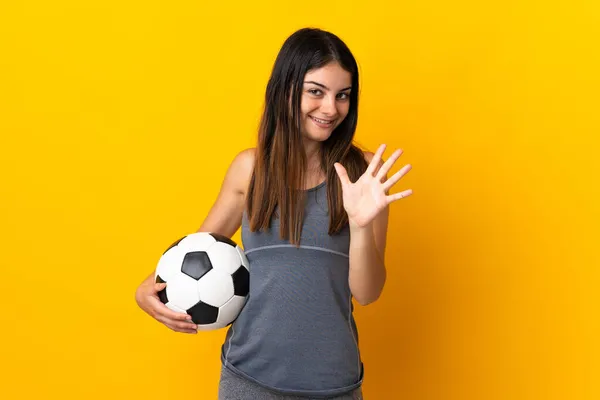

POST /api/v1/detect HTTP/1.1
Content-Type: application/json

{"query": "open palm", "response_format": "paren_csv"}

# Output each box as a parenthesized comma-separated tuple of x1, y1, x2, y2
(334, 144, 413, 228)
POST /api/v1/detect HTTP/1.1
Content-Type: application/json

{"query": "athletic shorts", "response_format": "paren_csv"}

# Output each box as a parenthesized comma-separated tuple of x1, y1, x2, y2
(218, 364, 363, 400)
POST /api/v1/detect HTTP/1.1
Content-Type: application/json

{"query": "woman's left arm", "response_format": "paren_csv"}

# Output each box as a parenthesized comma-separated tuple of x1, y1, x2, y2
(334, 145, 413, 306)
(348, 207, 389, 306)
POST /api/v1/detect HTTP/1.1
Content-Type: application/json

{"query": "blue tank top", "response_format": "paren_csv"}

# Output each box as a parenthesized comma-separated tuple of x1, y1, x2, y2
(220, 180, 364, 398)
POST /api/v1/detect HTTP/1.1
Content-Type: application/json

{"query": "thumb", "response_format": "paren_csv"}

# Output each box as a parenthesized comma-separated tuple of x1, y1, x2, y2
(154, 282, 166, 292)
(334, 163, 350, 186)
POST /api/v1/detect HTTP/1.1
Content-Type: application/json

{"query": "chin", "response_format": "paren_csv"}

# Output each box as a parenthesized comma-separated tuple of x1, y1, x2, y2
(306, 131, 333, 142)
(302, 123, 336, 142)
(303, 133, 333, 144)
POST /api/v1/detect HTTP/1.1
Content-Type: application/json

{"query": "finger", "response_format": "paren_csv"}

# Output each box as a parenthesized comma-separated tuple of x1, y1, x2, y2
(157, 314, 198, 331)
(333, 163, 351, 186)
(149, 296, 193, 321)
(386, 189, 413, 203)
(376, 149, 403, 181)
(165, 322, 198, 334)
(382, 164, 412, 192)
(365, 144, 386, 176)
(172, 319, 198, 331)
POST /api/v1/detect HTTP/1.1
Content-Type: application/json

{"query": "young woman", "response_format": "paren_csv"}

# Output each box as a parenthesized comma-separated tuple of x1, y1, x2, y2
(135, 27, 413, 399)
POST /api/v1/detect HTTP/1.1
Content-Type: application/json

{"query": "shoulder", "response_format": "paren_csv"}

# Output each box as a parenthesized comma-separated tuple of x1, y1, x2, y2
(226, 147, 256, 195)
(363, 150, 375, 163)
(362, 149, 384, 169)
(232, 147, 256, 169)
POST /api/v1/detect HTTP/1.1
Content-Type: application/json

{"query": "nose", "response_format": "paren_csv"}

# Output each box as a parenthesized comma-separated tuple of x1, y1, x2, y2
(320, 94, 338, 117)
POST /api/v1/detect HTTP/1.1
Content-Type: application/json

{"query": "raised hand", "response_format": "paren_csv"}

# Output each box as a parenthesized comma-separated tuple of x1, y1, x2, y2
(333, 144, 413, 229)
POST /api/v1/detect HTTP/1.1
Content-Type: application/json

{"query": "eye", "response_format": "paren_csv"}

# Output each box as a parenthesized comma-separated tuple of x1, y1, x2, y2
(337, 92, 350, 100)
(308, 88, 323, 96)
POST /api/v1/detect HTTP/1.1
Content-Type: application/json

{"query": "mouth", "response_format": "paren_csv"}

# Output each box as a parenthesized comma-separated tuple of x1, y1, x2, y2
(309, 115, 335, 128)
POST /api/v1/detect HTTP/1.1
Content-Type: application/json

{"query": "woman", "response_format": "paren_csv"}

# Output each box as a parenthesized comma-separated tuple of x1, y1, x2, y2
(135, 27, 413, 399)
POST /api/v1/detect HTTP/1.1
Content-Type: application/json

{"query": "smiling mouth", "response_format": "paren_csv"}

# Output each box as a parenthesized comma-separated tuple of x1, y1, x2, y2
(309, 115, 335, 125)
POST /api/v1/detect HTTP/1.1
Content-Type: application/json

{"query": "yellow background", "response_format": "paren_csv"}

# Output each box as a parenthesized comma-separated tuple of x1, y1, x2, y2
(1, 1, 598, 399)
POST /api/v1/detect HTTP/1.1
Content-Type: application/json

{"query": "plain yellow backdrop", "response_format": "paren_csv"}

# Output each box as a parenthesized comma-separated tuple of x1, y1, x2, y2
(1, 1, 598, 399)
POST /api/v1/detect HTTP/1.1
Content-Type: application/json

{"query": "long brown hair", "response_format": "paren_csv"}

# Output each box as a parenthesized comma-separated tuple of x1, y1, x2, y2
(246, 28, 368, 245)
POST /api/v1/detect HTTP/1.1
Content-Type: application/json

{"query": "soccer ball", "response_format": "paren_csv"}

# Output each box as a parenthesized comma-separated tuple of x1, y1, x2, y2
(154, 232, 250, 331)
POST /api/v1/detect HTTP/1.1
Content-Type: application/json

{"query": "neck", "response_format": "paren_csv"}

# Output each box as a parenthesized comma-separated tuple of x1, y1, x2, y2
(303, 140, 322, 172)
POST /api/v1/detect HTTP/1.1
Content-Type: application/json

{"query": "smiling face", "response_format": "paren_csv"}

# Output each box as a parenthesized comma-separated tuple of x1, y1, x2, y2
(300, 62, 352, 144)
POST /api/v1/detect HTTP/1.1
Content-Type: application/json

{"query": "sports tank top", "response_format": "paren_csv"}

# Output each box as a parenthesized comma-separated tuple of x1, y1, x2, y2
(220, 180, 364, 398)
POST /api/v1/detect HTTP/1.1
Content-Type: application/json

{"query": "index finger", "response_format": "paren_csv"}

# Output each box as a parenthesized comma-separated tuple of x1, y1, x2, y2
(150, 296, 192, 321)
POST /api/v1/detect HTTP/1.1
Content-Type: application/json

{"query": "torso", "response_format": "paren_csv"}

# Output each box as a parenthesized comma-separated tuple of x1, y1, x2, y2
(220, 179, 364, 398)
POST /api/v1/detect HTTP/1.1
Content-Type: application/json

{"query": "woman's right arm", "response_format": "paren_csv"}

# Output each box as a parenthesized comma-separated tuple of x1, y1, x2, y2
(134, 148, 255, 334)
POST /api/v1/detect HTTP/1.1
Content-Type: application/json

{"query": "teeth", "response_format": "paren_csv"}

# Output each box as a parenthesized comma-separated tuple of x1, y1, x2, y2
(312, 117, 332, 124)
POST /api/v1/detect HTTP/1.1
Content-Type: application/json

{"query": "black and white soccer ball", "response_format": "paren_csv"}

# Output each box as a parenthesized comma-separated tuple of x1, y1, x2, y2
(154, 232, 250, 331)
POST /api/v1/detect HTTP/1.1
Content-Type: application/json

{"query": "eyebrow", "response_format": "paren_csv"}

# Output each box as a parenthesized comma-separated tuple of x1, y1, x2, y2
(304, 81, 352, 92)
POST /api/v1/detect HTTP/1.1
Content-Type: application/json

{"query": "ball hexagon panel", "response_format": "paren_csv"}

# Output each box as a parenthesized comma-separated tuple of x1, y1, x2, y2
(217, 295, 247, 325)
(165, 273, 201, 311)
(155, 246, 185, 282)
(236, 246, 250, 270)
(165, 302, 186, 314)
(197, 269, 234, 307)
(181, 251, 212, 280)
(177, 233, 216, 253)
(207, 242, 243, 275)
